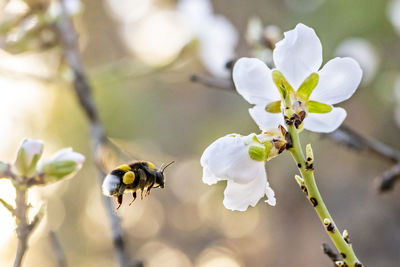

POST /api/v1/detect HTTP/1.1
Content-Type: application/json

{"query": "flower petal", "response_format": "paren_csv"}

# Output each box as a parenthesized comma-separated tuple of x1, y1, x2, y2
(233, 57, 280, 105)
(223, 169, 276, 211)
(304, 107, 347, 133)
(273, 23, 322, 89)
(310, 57, 362, 105)
(200, 134, 264, 184)
(249, 105, 284, 131)
(202, 166, 221, 185)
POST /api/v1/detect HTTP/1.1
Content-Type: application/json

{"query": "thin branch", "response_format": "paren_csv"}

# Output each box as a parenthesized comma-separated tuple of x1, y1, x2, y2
(190, 74, 234, 91)
(0, 163, 16, 180)
(54, 2, 141, 267)
(13, 187, 30, 267)
(322, 243, 341, 266)
(49, 231, 67, 267)
(378, 163, 400, 192)
(190, 73, 400, 191)
(0, 198, 15, 216)
(328, 125, 400, 163)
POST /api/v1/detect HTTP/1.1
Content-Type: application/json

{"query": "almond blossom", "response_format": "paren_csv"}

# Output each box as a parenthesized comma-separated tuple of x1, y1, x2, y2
(201, 129, 290, 211)
(233, 23, 363, 133)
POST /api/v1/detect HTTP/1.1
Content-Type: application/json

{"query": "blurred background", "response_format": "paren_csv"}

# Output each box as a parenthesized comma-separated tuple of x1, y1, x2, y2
(0, 0, 400, 266)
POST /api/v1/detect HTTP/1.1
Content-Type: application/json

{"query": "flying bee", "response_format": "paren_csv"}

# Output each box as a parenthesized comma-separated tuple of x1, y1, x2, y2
(102, 161, 174, 209)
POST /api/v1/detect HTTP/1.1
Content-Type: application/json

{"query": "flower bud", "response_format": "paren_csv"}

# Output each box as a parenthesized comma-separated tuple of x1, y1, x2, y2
(39, 148, 85, 183)
(13, 139, 44, 177)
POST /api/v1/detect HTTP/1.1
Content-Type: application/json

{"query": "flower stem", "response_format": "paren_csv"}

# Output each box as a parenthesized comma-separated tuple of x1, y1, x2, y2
(287, 125, 362, 267)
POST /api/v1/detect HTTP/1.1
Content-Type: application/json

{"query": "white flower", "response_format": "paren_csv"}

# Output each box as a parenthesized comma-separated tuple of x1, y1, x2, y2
(335, 38, 378, 84)
(200, 133, 276, 211)
(13, 139, 44, 177)
(233, 23, 363, 133)
(388, 0, 400, 35)
(178, 0, 238, 78)
(39, 148, 85, 182)
(246, 18, 282, 66)
(48, 0, 81, 19)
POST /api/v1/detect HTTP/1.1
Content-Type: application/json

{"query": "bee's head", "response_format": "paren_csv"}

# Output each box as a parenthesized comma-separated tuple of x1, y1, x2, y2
(154, 161, 174, 188)
(102, 173, 123, 196)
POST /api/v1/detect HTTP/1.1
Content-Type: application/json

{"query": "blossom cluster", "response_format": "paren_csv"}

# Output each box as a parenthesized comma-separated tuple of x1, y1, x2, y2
(6, 139, 85, 185)
(201, 24, 362, 211)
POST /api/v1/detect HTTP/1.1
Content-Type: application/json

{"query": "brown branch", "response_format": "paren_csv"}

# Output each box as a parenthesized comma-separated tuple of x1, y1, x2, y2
(190, 73, 400, 191)
(190, 74, 234, 91)
(328, 125, 400, 163)
(322, 243, 341, 265)
(378, 163, 400, 191)
(54, 2, 141, 267)
(13, 186, 38, 267)
(11, 180, 45, 267)
(49, 231, 67, 267)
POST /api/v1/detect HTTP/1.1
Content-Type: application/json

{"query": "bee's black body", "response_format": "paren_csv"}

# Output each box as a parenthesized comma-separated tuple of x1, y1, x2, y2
(102, 161, 171, 209)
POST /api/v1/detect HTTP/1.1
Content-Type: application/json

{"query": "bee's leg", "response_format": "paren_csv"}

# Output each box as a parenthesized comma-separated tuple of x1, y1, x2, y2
(138, 169, 147, 200)
(114, 194, 123, 211)
(140, 189, 144, 200)
(146, 181, 154, 196)
(129, 192, 137, 206)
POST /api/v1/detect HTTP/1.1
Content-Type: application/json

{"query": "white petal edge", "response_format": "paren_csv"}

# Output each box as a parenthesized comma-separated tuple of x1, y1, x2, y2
(233, 57, 280, 105)
(20, 139, 44, 163)
(202, 166, 221, 185)
(304, 107, 347, 133)
(223, 168, 276, 211)
(310, 57, 362, 105)
(273, 23, 322, 89)
(249, 105, 284, 131)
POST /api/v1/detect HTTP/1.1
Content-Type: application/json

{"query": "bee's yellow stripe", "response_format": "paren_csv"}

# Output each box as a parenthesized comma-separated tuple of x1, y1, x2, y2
(146, 162, 156, 171)
(122, 171, 135, 185)
(117, 164, 131, 172)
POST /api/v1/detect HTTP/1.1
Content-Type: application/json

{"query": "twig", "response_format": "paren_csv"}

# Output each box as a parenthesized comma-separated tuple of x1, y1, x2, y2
(13, 185, 44, 267)
(328, 125, 400, 163)
(190, 73, 400, 191)
(322, 243, 341, 265)
(328, 126, 400, 192)
(190, 74, 234, 91)
(49, 231, 67, 267)
(378, 163, 400, 191)
(54, 2, 141, 267)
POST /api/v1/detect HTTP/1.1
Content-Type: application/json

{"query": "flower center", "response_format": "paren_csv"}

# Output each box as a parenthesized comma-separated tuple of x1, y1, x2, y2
(264, 70, 333, 129)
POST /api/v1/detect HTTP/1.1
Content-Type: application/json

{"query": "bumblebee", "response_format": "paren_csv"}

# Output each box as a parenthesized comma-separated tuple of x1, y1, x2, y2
(102, 161, 173, 209)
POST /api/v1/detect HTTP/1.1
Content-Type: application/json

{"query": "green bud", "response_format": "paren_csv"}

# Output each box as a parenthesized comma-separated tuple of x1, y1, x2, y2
(265, 101, 282, 113)
(294, 175, 304, 187)
(248, 146, 266, 161)
(297, 73, 319, 100)
(41, 160, 78, 183)
(306, 144, 314, 162)
(14, 139, 43, 178)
